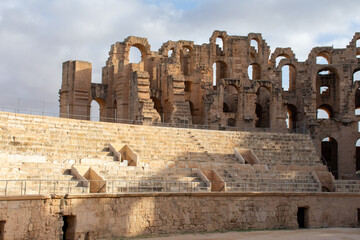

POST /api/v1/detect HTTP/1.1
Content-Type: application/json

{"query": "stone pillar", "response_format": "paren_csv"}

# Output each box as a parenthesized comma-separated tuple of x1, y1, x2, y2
(59, 61, 92, 120)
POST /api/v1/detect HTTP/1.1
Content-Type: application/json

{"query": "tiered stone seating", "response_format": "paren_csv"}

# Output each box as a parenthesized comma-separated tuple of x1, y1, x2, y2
(219, 166, 321, 192)
(87, 164, 210, 192)
(0, 162, 86, 195)
(335, 180, 360, 192)
(0, 111, 330, 194)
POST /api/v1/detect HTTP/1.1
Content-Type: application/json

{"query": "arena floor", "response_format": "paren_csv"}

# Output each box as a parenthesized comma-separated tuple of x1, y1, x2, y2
(134, 228, 360, 240)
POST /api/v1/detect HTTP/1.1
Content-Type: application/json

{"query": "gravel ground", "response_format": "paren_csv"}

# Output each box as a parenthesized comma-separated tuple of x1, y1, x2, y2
(133, 228, 360, 240)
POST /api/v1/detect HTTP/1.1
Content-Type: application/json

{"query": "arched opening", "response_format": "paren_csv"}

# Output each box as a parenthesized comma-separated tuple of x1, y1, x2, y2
(216, 37, 224, 55)
(317, 104, 333, 119)
(223, 85, 238, 113)
(316, 56, 329, 65)
(151, 97, 163, 122)
(181, 46, 192, 76)
(321, 137, 338, 179)
(255, 87, 270, 128)
(250, 39, 259, 53)
(90, 100, 100, 121)
(353, 69, 360, 84)
(276, 56, 287, 68)
(356, 38, 360, 48)
(113, 100, 117, 122)
(186, 100, 200, 124)
(129, 46, 142, 64)
(282, 65, 296, 91)
(248, 63, 261, 80)
(356, 139, 360, 173)
(227, 118, 236, 127)
(168, 48, 174, 58)
(287, 104, 297, 132)
(355, 88, 360, 113)
(213, 61, 228, 88)
(316, 52, 331, 64)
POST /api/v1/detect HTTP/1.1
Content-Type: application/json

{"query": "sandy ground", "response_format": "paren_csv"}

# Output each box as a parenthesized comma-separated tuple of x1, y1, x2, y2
(134, 228, 360, 240)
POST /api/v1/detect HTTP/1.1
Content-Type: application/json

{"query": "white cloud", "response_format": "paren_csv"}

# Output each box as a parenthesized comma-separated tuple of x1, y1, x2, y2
(0, 0, 359, 114)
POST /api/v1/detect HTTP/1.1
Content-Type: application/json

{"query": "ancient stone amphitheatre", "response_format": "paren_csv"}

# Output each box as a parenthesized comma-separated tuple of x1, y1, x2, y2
(0, 31, 359, 239)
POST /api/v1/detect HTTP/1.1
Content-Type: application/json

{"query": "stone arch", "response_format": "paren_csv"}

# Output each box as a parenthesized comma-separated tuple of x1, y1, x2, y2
(355, 88, 360, 115)
(317, 104, 333, 119)
(281, 64, 296, 91)
(248, 63, 261, 80)
(316, 51, 332, 64)
(180, 45, 194, 76)
(353, 68, 360, 84)
(129, 46, 142, 64)
(321, 137, 338, 179)
(270, 48, 296, 67)
(255, 86, 270, 128)
(209, 30, 228, 56)
(223, 84, 238, 113)
(287, 104, 297, 132)
(124, 38, 151, 61)
(250, 38, 259, 53)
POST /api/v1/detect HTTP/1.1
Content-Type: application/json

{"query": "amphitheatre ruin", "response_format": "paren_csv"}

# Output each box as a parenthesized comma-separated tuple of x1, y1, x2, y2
(0, 30, 359, 239)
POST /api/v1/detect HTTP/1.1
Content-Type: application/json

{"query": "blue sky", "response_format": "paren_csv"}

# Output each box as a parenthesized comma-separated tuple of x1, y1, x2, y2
(0, 0, 359, 114)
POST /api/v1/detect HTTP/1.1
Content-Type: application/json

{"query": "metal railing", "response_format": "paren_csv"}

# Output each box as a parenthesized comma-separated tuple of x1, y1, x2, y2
(2, 178, 358, 196)
(0, 179, 211, 196)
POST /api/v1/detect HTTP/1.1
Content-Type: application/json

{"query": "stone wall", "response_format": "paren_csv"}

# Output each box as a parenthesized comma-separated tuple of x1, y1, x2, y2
(0, 193, 359, 239)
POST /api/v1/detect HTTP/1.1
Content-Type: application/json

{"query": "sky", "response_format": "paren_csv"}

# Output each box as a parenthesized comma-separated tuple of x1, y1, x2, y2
(0, 0, 359, 115)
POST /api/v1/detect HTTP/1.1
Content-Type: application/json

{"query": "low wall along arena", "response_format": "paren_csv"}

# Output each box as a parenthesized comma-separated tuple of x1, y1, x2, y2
(0, 193, 359, 239)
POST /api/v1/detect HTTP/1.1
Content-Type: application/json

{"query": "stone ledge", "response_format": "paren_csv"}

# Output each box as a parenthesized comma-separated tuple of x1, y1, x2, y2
(49, 191, 360, 199)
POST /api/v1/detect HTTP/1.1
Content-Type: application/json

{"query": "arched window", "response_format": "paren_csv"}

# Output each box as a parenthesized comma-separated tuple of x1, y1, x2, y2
(282, 65, 290, 91)
(317, 105, 333, 119)
(248, 63, 261, 80)
(251, 39, 259, 53)
(181, 46, 192, 76)
(287, 104, 297, 132)
(90, 100, 100, 121)
(356, 139, 360, 172)
(356, 88, 360, 114)
(321, 137, 338, 179)
(356, 38, 360, 48)
(353, 70, 360, 84)
(316, 56, 329, 64)
(216, 37, 224, 55)
(129, 46, 142, 64)
(223, 85, 238, 113)
(255, 87, 270, 128)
